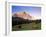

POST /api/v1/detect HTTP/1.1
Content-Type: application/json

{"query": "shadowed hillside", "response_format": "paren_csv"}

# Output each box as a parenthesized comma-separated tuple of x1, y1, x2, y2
(12, 16, 41, 26)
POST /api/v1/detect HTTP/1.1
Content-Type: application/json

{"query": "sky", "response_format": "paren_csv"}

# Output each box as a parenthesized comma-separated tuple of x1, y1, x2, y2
(12, 6, 41, 17)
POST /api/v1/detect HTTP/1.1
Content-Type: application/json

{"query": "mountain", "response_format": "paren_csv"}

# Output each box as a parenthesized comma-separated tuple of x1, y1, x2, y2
(12, 12, 32, 20)
(12, 12, 41, 20)
(12, 12, 41, 26)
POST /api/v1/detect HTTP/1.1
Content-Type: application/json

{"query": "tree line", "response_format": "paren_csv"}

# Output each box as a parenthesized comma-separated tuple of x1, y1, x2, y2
(12, 16, 41, 26)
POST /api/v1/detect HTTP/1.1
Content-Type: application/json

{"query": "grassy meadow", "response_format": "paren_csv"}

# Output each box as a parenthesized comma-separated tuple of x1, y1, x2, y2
(12, 22, 41, 31)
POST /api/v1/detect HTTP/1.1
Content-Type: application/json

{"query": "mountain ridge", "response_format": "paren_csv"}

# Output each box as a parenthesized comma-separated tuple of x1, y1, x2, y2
(12, 12, 41, 20)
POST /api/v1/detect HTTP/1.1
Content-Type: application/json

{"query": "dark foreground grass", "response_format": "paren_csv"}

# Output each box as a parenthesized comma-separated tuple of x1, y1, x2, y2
(12, 22, 41, 31)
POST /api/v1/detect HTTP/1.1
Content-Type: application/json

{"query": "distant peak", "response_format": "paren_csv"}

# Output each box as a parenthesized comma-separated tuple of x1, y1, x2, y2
(12, 12, 32, 20)
(23, 12, 26, 14)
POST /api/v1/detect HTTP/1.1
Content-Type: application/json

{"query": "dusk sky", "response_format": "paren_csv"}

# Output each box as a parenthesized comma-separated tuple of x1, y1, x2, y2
(12, 6, 41, 17)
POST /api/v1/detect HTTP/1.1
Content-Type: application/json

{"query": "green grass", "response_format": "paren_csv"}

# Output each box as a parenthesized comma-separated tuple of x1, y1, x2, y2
(12, 22, 41, 31)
